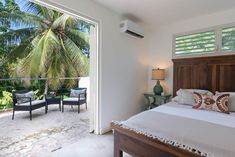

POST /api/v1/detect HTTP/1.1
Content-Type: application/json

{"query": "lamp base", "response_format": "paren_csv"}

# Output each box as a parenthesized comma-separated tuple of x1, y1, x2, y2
(153, 80, 163, 95)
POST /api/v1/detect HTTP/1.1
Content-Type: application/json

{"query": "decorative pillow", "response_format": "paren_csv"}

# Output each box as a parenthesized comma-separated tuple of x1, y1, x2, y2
(178, 90, 195, 105)
(15, 91, 35, 104)
(216, 92, 235, 112)
(172, 96, 180, 102)
(174, 89, 213, 106)
(176, 89, 213, 96)
(193, 92, 230, 114)
(70, 89, 86, 98)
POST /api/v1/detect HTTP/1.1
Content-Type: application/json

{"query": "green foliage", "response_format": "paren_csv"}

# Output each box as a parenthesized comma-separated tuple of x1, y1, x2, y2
(0, 56, 10, 78)
(0, 0, 91, 92)
(0, 0, 21, 55)
(175, 31, 216, 54)
(222, 27, 235, 51)
(0, 78, 81, 110)
(33, 89, 44, 100)
(0, 91, 13, 110)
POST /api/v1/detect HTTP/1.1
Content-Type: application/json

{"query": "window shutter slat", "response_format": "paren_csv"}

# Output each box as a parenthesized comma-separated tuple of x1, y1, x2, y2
(222, 27, 235, 52)
(175, 31, 216, 55)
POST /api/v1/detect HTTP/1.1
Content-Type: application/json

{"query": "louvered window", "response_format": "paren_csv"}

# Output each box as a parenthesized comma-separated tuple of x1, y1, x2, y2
(222, 27, 235, 52)
(173, 24, 235, 58)
(175, 31, 216, 55)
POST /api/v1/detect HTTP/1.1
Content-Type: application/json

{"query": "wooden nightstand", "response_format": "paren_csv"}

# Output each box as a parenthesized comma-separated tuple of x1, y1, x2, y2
(144, 93, 171, 110)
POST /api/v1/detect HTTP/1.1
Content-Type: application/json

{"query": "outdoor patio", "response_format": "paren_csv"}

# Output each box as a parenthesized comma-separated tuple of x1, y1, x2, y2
(0, 105, 89, 157)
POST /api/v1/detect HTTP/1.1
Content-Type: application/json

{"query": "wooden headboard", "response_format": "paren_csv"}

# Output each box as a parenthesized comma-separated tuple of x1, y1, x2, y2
(172, 55, 235, 96)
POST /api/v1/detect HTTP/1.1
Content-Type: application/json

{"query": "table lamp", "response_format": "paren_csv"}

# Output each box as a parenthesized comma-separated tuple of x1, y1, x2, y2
(152, 68, 165, 95)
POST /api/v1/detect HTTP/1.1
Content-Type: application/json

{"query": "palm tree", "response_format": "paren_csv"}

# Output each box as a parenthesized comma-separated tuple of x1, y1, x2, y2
(1, 1, 90, 92)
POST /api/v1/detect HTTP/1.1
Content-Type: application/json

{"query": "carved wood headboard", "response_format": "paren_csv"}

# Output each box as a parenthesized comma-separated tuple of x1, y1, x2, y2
(172, 55, 235, 96)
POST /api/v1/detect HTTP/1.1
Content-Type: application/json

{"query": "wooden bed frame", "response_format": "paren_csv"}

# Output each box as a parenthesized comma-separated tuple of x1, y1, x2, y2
(112, 54, 235, 157)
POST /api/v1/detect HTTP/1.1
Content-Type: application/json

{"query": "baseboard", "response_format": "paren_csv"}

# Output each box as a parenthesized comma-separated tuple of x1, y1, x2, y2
(99, 126, 111, 135)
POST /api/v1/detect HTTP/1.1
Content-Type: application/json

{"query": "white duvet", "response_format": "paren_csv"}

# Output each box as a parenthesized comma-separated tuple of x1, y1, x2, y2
(121, 102, 235, 157)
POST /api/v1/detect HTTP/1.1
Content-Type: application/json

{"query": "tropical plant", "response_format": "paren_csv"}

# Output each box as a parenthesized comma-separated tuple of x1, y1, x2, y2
(34, 89, 44, 100)
(1, 1, 91, 92)
(0, 91, 13, 110)
(0, 0, 21, 55)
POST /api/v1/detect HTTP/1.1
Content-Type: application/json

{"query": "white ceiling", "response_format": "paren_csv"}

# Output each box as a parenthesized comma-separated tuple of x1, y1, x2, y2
(92, 0, 235, 27)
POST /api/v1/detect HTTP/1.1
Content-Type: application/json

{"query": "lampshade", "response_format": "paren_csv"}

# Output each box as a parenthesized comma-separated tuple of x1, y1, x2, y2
(152, 69, 165, 80)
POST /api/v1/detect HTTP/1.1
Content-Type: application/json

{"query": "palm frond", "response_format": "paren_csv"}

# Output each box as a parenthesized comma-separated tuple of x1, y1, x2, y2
(7, 41, 31, 61)
(22, 1, 41, 15)
(65, 16, 80, 28)
(51, 14, 70, 30)
(17, 29, 61, 77)
(0, 27, 37, 46)
(63, 36, 89, 76)
(17, 52, 34, 77)
(23, 1, 60, 20)
(31, 29, 60, 76)
(2, 12, 42, 28)
(5, 0, 90, 90)
(65, 28, 90, 52)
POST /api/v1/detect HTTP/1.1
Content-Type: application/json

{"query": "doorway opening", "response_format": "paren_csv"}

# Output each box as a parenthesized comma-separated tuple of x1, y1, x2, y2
(0, 0, 100, 155)
(33, 0, 101, 135)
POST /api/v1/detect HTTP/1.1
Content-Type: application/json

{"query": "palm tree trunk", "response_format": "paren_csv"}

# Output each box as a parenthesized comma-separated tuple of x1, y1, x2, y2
(77, 77, 80, 88)
(44, 79, 49, 94)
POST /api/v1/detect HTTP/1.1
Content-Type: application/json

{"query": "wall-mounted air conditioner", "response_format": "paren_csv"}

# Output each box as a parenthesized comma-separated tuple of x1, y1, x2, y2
(120, 20, 144, 39)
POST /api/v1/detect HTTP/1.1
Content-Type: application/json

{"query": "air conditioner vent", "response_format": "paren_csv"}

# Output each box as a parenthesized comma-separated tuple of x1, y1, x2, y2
(120, 20, 144, 39)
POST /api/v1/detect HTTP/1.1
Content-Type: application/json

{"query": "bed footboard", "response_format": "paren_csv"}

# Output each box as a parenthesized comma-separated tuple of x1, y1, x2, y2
(111, 123, 201, 157)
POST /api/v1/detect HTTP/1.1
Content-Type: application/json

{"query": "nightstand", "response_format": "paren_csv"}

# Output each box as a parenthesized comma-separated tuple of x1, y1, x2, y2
(144, 93, 171, 110)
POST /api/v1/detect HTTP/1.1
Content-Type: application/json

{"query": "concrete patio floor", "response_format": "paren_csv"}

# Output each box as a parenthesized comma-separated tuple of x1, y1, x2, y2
(0, 105, 90, 157)
(0, 105, 131, 157)
(50, 132, 131, 157)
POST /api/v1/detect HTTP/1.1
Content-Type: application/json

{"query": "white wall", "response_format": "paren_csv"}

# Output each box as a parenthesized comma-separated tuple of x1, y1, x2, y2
(40, 0, 149, 132)
(148, 8, 235, 95)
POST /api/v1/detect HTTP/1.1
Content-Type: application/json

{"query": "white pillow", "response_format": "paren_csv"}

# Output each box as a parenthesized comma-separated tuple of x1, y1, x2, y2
(172, 96, 180, 102)
(15, 91, 35, 104)
(216, 91, 235, 112)
(176, 89, 213, 96)
(174, 89, 213, 106)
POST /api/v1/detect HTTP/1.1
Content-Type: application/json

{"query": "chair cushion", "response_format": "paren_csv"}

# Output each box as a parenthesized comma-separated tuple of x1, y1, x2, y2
(70, 89, 86, 98)
(15, 91, 35, 104)
(16, 100, 45, 106)
(63, 97, 85, 102)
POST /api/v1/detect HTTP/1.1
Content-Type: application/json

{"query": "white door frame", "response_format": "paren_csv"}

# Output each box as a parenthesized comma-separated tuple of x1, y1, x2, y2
(30, 0, 101, 134)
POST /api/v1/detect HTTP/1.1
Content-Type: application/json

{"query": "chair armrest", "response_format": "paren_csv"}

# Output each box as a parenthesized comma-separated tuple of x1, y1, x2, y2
(78, 93, 86, 100)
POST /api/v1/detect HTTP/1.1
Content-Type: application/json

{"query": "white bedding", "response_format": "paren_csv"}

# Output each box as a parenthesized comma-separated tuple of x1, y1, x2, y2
(155, 103, 235, 128)
(121, 102, 235, 157)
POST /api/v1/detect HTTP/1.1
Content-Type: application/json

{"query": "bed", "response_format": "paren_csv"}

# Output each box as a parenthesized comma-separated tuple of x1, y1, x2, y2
(112, 55, 235, 157)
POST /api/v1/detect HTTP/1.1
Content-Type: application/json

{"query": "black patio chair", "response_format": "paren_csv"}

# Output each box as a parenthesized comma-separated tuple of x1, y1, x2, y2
(62, 88, 87, 113)
(12, 90, 46, 120)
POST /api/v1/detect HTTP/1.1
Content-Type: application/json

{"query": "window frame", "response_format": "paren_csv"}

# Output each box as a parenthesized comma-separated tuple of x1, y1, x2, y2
(172, 22, 235, 59)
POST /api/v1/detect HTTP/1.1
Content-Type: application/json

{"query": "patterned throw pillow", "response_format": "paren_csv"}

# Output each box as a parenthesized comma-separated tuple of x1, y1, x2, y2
(70, 89, 86, 98)
(216, 92, 235, 112)
(174, 89, 213, 106)
(15, 91, 35, 104)
(193, 92, 230, 114)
